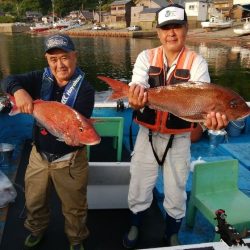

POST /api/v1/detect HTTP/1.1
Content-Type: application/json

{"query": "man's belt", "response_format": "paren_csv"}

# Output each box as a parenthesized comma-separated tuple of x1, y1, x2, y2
(41, 151, 66, 163)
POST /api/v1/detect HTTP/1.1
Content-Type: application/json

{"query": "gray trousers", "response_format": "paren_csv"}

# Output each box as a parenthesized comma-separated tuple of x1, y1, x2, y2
(24, 145, 89, 244)
(128, 127, 191, 219)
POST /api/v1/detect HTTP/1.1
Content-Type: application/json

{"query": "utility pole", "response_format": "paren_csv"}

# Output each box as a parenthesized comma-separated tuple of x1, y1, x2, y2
(98, 0, 102, 23)
(51, 0, 55, 26)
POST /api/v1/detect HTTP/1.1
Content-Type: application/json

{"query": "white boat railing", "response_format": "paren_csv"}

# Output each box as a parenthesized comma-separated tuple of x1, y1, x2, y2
(94, 100, 129, 108)
(140, 238, 250, 250)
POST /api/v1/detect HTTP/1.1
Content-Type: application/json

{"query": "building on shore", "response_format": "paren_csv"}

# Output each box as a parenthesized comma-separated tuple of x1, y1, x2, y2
(130, 0, 168, 29)
(185, 0, 209, 28)
(110, 0, 134, 28)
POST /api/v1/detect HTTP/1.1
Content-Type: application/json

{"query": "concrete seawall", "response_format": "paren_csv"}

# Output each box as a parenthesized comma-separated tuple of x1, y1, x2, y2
(0, 23, 30, 33)
(0, 23, 157, 37)
(65, 29, 157, 38)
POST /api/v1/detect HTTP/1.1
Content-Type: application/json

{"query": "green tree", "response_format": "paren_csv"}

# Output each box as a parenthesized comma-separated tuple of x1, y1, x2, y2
(38, 0, 51, 15)
(0, 0, 111, 18)
(0, 2, 14, 13)
(17, 0, 40, 15)
(52, 0, 95, 17)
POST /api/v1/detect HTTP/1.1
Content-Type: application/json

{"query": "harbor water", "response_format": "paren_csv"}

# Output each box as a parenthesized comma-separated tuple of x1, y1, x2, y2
(0, 33, 249, 101)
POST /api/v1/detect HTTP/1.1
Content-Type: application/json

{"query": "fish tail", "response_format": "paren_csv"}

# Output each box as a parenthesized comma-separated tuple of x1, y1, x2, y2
(6, 94, 20, 116)
(0, 93, 19, 115)
(97, 76, 129, 100)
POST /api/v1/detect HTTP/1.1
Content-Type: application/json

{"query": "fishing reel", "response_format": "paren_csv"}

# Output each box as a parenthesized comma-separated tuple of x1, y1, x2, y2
(214, 209, 246, 247)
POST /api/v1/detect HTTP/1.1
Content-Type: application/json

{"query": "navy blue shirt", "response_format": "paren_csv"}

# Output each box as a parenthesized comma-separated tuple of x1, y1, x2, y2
(1, 70, 95, 155)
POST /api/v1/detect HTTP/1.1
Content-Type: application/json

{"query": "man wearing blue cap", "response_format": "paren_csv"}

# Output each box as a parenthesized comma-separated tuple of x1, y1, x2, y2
(123, 3, 229, 249)
(1, 34, 94, 250)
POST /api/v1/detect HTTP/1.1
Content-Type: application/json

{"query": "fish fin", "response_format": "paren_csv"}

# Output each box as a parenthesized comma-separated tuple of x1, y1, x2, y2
(90, 118, 110, 124)
(56, 138, 64, 142)
(6, 94, 15, 104)
(179, 116, 205, 123)
(97, 75, 129, 100)
(148, 103, 166, 112)
(178, 114, 206, 123)
(5, 94, 20, 116)
(89, 118, 98, 124)
(9, 109, 20, 116)
(148, 103, 205, 123)
(108, 93, 127, 100)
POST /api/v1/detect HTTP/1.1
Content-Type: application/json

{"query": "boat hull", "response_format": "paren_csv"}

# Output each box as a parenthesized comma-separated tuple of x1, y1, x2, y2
(234, 28, 250, 35)
(201, 21, 233, 29)
(30, 24, 52, 32)
(233, 23, 250, 35)
(201, 17, 233, 30)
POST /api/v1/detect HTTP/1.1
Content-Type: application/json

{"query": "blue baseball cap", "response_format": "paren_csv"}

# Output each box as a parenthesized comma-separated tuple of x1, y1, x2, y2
(44, 34, 75, 53)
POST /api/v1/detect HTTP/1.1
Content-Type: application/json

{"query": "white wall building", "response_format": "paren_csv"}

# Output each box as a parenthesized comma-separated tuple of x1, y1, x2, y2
(233, 0, 250, 5)
(185, 1, 208, 21)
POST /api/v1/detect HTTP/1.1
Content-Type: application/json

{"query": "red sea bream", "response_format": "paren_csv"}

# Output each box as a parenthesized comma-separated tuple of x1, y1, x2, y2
(6, 96, 101, 146)
(98, 76, 250, 122)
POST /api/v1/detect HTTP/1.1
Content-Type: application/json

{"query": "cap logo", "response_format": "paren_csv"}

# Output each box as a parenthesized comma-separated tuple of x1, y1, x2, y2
(165, 10, 176, 18)
(44, 34, 75, 53)
(46, 36, 68, 49)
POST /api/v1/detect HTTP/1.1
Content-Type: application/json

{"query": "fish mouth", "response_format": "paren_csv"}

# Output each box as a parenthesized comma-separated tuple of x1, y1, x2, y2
(89, 139, 101, 145)
(236, 114, 250, 120)
(235, 109, 250, 120)
(83, 138, 101, 146)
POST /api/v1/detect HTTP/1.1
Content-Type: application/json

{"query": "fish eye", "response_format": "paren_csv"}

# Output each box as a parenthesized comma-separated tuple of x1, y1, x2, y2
(79, 127, 84, 132)
(230, 99, 238, 109)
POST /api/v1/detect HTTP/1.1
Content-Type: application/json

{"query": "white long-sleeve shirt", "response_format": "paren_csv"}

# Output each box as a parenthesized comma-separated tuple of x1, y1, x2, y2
(130, 47, 210, 87)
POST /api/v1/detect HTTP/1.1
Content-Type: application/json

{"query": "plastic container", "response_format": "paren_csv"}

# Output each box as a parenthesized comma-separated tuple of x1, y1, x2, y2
(226, 119, 245, 137)
(208, 129, 227, 148)
(0, 170, 17, 208)
(0, 143, 15, 167)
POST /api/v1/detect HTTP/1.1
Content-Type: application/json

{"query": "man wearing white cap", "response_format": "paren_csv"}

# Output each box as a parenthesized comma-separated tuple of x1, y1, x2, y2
(123, 3, 229, 249)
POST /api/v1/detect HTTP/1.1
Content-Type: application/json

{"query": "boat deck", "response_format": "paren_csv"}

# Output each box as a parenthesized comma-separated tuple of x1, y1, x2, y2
(1, 109, 250, 249)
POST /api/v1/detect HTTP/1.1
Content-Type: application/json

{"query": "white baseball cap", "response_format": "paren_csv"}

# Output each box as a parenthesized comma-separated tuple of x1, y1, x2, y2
(156, 4, 187, 28)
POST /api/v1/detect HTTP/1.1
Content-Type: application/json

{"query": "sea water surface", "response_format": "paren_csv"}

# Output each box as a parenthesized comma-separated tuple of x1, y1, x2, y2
(0, 33, 250, 100)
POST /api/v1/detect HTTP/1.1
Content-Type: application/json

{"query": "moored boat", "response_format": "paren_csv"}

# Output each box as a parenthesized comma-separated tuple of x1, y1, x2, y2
(201, 17, 233, 30)
(53, 19, 78, 30)
(30, 22, 53, 32)
(234, 18, 250, 36)
(59, 23, 82, 32)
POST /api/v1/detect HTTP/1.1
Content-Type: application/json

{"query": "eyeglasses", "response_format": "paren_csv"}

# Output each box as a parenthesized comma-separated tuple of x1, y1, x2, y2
(160, 24, 184, 30)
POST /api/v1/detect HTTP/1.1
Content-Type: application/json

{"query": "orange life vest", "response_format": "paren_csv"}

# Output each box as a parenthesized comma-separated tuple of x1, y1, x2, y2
(134, 46, 197, 134)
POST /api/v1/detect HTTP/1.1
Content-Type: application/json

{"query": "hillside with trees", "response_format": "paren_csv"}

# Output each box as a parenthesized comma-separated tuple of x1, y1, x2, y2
(0, 0, 116, 21)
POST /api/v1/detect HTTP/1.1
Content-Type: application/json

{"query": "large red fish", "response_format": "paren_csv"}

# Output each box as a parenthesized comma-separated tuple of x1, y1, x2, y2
(98, 76, 250, 122)
(1, 95, 101, 146)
